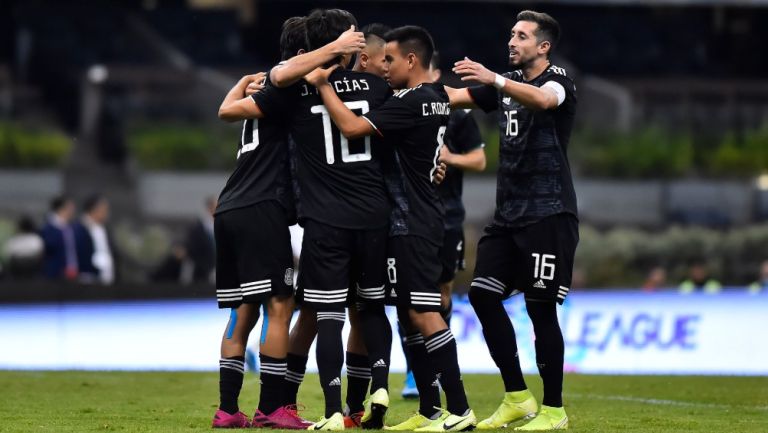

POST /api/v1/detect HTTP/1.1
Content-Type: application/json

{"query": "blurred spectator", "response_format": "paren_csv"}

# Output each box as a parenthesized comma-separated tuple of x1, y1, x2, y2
(2, 215, 44, 279)
(571, 267, 587, 289)
(39, 195, 78, 280)
(151, 242, 188, 283)
(748, 260, 768, 295)
(642, 266, 668, 292)
(74, 194, 115, 285)
(185, 196, 216, 284)
(679, 261, 722, 294)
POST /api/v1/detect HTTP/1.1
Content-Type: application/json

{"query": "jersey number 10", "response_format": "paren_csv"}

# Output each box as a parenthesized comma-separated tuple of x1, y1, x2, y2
(311, 102, 371, 164)
(237, 119, 259, 159)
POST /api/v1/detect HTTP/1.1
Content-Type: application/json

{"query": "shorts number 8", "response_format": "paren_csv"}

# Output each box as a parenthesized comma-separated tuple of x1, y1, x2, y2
(387, 258, 397, 284)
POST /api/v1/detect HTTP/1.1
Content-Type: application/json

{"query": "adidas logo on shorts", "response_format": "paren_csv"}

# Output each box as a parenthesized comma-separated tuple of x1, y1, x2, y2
(328, 377, 341, 387)
(533, 279, 547, 289)
(373, 359, 387, 368)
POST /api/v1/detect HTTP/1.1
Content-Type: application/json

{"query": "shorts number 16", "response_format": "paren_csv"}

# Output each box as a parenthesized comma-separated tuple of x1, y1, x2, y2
(531, 253, 555, 280)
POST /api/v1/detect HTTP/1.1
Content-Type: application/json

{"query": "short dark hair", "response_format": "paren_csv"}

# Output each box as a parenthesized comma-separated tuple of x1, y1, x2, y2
(516, 10, 560, 52)
(82, 194, 106, 213)
(50, 195, 72, 212)
(279, 16, 307, 61)
(362, 23, 391, 43)
(430, 50, 440, 71)
(17, 215, 36, 233)
(305, 9, 358, 51)
(384, 25, 435, 67)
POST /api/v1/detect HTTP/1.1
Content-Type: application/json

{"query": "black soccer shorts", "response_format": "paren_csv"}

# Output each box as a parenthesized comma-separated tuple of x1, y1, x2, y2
(385, 235, 443, 312)
(471, 213, 578, 305)
(214, 201, 294, 308)
(438, 228, 466, 284)
(295, 219, 388, 311)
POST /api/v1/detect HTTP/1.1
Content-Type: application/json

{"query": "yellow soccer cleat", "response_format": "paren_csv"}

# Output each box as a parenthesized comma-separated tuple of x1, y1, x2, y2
(477, 390, 538, 429)
(384, 412, 433, 431)
(361, 388, 389, 429)
(514, 406, 568, 431)
(308, 412, 345, 431)
(414, 409, 476, 432)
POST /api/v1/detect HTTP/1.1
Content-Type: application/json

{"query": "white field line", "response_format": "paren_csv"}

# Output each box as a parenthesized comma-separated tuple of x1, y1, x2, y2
(566, 393, 768, 412)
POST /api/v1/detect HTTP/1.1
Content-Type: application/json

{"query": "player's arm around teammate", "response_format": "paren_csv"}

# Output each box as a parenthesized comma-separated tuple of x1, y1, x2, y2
(270, 25, 365, 88)
(305, 64, 375, 139)
(443, 23, 563, 112)
(451, 56, 562, 110)
(217, 73, 266, 121)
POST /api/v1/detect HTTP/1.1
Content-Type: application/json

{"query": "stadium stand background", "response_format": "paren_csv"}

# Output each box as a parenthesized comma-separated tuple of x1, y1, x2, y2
(2, 0, 768, 288)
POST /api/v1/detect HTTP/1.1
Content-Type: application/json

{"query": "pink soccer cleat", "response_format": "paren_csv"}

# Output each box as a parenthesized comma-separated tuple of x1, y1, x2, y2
(264, 405, 314, 429)
(250, 410, 275, 428)
(212, 409, 251, 428)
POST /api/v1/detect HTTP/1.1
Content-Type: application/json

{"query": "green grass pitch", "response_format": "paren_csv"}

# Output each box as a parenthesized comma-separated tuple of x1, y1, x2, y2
(0, 372, 766, 432)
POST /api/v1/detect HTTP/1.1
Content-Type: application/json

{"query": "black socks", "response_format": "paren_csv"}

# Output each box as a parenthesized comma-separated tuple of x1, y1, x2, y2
(219, 356, 246, 414)
(317, 310, 346, 417)
(284, 352, 308, 406)
(424, 329, 469, 415)
(258, 354, 287, 415)
(527, 301, 564, 407)
(345, 351, 370, 413)
(405, 333, 441, 418)
(360, 304, 392, 393)
(469, 288, 527, 392)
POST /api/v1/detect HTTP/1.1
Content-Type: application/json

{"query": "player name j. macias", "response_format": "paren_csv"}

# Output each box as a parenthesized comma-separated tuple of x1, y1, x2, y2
(300, 78, 370, 96)
(422, 102, 450, 116)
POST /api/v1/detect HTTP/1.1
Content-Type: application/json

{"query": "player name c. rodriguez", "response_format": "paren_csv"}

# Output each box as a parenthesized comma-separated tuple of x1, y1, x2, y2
(422, 102, 450, 116)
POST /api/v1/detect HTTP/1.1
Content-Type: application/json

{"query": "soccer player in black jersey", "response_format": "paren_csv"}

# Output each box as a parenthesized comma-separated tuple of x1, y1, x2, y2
(211, 16, 313, 430)
(447, 10, 577, 431)
(430, 53, 486, 315)
(230, 9, 395, 430)
(397, 52, 488, 401)
(306, 26, 476, 432)
(259, 21, 396, 430)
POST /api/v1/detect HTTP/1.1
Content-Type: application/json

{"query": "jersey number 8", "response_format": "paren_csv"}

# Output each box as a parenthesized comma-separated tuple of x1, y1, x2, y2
(429, 126, 447, 181)
(311, 102, 371, 164)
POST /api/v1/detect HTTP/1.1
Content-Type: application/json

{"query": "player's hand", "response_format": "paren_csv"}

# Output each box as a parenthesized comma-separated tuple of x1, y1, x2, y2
(452, 57, 496, 85)
(331, 25, 366, 56)
(241, 72, 266, 96)
(305, 64, 340, 87)
(433, 162, 447, 185)
(439, 145, 455, 166)
(245, 80, 265, 96)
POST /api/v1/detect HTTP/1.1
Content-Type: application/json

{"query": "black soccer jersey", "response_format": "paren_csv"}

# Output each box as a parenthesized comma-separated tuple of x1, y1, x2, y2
(438, 109, 484, 231)
(253, 69, 393, 230)
(364, 83, 451, 245)
(215, 90, 295, 223)
(468, 64, 578, 228)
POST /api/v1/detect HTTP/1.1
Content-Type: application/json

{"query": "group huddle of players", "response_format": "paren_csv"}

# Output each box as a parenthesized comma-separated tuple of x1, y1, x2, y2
(213, 6, 578, 432)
